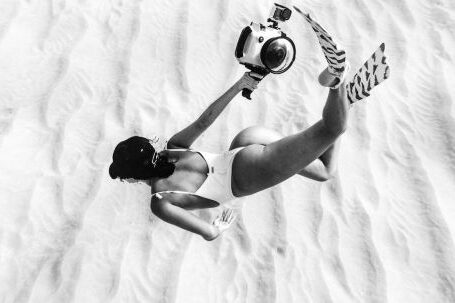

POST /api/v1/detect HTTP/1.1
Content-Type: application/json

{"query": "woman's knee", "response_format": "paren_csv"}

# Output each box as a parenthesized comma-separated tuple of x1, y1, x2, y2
(321, 119, 347, 137)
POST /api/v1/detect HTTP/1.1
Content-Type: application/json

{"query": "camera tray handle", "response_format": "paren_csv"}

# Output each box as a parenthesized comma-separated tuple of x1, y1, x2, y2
(242, 72, 267, 100)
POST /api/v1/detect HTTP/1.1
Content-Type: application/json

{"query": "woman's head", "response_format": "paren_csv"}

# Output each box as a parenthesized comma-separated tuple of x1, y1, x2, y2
(109, 136, 175, 180)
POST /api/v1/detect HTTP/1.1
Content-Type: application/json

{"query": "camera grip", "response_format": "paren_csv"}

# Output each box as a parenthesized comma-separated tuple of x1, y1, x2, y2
(241, 72, 265, 100)
(242, 88, 253, 100)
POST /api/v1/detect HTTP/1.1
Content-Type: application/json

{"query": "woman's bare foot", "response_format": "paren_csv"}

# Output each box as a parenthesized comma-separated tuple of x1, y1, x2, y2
(319, 63, 350, 89)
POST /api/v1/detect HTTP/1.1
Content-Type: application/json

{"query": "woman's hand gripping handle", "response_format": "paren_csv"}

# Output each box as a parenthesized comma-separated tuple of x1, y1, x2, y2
(236, 72, 264, 100)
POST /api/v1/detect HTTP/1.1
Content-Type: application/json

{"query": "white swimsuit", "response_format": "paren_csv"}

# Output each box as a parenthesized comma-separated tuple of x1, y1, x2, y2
(151, 148, 244, 205)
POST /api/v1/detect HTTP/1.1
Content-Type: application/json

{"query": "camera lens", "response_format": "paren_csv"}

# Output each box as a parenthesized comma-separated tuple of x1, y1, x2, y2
(262, 39, 287, 69)
(261, 37, 296, 74)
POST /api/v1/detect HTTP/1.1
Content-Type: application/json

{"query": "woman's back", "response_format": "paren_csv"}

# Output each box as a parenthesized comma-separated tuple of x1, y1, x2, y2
(151, 150, 221, 209)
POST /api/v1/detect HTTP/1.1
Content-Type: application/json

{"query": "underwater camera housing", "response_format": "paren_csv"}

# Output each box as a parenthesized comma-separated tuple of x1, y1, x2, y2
(235, 3, 296, 99)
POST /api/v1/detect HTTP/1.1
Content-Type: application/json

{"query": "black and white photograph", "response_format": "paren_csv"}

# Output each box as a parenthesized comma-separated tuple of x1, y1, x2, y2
(1, 0, 455, 302)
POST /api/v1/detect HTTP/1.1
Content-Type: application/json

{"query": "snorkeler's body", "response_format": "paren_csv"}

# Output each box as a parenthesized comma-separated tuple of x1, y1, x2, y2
(110, 10, 390, 241)
(137, 70, 347, 241)
(141, 72, 340, 240)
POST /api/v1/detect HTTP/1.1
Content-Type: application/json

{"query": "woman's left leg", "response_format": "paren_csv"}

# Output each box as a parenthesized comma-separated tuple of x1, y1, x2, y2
(230, 84, 348, 197)
(229, 126, 341, 181)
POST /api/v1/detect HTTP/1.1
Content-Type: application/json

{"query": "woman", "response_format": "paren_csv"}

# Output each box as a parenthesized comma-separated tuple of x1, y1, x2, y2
(109, 13, 390, 241)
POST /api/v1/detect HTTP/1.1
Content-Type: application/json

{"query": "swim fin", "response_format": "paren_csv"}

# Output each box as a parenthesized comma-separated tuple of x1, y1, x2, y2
(346, 43, 391, 104)
(293, 6, 347, 88)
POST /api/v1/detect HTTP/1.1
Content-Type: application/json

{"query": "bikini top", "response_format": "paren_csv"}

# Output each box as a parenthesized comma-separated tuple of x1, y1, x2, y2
(151, 149, 221, 201)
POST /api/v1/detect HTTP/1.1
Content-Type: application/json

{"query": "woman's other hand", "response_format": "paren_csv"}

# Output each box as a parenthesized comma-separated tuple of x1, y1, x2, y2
(209, 208, 236, 239)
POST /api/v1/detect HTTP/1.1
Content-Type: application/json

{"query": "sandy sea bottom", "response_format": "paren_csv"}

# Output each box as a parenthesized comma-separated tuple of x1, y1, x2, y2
(1, 0, 455, 302)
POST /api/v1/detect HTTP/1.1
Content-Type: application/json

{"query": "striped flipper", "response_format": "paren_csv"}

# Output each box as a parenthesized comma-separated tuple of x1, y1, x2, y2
(293, 6, 347, 83)
(346, 43, 391, 104)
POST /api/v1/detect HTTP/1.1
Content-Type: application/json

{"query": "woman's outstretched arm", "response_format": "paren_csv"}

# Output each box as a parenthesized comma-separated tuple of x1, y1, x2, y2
(151, 197, 235, 241)
(168, 73, 260, 149)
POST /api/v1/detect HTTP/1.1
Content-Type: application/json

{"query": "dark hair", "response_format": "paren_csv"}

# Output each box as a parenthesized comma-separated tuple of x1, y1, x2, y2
(109, 136, 175, 180)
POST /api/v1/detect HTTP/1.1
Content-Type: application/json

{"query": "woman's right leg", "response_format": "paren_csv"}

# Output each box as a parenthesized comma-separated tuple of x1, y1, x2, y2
(231, 84, 349, 197)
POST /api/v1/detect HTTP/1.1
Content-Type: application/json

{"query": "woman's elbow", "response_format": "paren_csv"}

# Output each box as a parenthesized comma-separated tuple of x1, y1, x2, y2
(317, 170, 336, 182)
(317, 176, 330, 182)
(151, 199, 167, 217)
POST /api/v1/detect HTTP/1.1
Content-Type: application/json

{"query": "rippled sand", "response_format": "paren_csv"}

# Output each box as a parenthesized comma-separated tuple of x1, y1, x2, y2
(1, 1, 455, 302)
